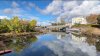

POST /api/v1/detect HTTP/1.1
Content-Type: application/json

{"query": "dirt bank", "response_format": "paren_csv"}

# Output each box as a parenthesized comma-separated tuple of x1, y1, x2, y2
(73, 25, 100, 37)
(0, 32, 43, 37)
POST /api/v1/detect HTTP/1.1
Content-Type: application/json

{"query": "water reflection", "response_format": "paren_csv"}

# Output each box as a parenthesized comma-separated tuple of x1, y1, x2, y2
(43, 33, 97, 56)
(1, 32, 100, 56)
(72, 33, 100, 52)
(56, 32, 67, 39)
(0, 35, 37, 52)
(71, 34, 87, 42)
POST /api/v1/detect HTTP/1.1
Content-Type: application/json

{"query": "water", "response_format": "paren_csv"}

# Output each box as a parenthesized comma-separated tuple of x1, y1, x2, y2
(1, 32, 100, 56)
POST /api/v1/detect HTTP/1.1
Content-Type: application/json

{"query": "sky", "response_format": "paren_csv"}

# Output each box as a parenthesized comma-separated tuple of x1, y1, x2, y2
(0, 0, 100, 26)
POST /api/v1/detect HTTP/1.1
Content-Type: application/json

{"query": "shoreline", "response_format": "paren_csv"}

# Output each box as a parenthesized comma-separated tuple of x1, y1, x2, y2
(72, 26, 100, 37)
(0, 32, 44, 37)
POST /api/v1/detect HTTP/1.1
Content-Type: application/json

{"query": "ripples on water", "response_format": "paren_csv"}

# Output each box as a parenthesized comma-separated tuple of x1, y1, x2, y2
(0, 32, 100, 56)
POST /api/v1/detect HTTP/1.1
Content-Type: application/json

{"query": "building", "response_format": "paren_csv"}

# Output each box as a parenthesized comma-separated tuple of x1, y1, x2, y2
(57, 17, 66, 24)
(72, 17, 87, 25)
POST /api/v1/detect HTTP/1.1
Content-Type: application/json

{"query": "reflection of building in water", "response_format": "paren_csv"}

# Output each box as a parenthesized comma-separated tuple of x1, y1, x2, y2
(56, 33, 66, 39)
(57, 35, 62, 39)
(44, 35, 97, 56)
(71, 34, 87, 42)
(72, 34, 100, 52)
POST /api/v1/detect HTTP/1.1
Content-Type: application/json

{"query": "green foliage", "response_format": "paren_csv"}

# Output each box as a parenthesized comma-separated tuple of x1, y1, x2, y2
(0, 16, 37, 33)
(29, 20, 37, 31)
(29, 20, 37, 27)
(0, 35, 37, 52)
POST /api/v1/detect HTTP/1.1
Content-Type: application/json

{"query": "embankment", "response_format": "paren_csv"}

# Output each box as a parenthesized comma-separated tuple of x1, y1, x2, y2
(0, 32, 43, 37)
(72, 25, 100, 37)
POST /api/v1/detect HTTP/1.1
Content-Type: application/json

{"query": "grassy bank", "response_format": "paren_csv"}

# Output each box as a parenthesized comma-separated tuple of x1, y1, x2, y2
(72, 24, 100, 37)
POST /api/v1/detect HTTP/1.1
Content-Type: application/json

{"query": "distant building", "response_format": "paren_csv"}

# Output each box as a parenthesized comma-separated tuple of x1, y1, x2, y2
(57, 18, 65, 24)
(72, 17, 87, 25)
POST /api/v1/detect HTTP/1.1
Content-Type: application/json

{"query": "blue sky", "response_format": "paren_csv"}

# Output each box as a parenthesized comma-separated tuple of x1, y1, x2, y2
(0, 0, 56, 26)
(0, 0, 100, 25)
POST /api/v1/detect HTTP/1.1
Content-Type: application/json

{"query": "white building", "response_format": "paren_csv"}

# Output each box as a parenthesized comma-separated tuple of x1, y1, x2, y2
(72, 17, 87, 25)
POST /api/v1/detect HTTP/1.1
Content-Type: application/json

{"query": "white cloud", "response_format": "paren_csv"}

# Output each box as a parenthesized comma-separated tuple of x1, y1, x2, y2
(12, 1, 19, 8)
(28, 0, 63, 15)
(3, 1, 26, 17)
(33, 0, 100, 22)
(2, 0, 100, 24)
(28, 2, 35, 7)
(3, 1, 20, 15)
(42, 0, 63, 15)
(63, 1, 78, 11)
(37, 21, 51, 26)
(28, 16, 40, 21)
(3, 8, 23, 17)
(90, 5, 100, 14)
(70, 1, 100, 16)
(0, 16, 10, 19)
(25, 2, 39, 10)
(1, 1, 42, 23)
(3, 8, 13, 14)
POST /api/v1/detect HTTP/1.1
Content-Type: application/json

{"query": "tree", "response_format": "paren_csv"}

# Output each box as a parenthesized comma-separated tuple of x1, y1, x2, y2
(29, 19, 37, 31)
(29, 20, 37, 27)
(0, 16, 37, 33)
(20, 19, 29, 32)
(86, 14, 98, 24)
(0, 19, 10, 33)
(11, 16, 20, 33)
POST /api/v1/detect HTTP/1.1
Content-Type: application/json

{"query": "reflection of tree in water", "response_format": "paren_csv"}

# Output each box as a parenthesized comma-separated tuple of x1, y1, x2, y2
(0, 41, 6, 51)
(0, 35, 37, 52)
(57, 33, 66, 39)
(96, 41, 100, 51)
(86, 36, 100, 52)
(86, 37, 97, 45)
(95, 37, 100, 52)
(72, 33, 100, 52)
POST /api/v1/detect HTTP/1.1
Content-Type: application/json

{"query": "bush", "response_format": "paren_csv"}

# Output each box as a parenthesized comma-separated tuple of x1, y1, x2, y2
(0, 16, 37, 33)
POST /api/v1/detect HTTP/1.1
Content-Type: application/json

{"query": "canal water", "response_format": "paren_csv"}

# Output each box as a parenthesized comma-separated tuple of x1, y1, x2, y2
(2, 32, 100, 56)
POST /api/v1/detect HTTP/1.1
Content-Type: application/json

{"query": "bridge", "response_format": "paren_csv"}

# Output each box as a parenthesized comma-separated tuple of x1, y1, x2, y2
(47, 23, 72, 32)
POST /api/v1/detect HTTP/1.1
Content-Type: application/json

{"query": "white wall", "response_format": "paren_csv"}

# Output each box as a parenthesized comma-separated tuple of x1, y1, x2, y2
(72, 17, 87, 25)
